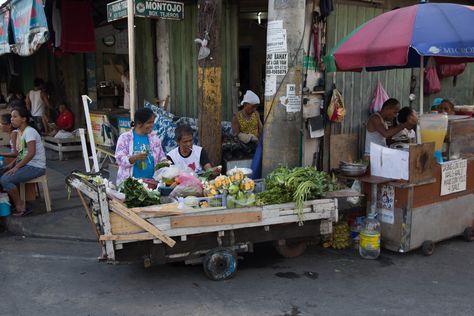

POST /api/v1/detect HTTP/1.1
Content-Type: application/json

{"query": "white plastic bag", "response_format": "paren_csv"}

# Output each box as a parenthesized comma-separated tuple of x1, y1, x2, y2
(0, 193, 10, 205)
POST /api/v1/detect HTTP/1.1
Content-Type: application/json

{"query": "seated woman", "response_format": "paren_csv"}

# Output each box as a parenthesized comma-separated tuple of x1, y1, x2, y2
(0, 107, 46, 216)
(115, 108, 166, 186)
(50, 102, 74, 136)
(437, 99, 455, 115)
(167, 124, 219, 175)
(0, 114, 19, 157)
(231, 90, 262, 144)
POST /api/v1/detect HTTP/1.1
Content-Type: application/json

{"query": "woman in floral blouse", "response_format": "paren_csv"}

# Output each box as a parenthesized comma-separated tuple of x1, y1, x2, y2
(115, 108, 166, 186)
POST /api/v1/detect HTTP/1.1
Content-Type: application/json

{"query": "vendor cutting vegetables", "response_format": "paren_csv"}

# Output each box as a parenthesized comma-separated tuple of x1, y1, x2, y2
(167, 124, 220, 175)
(365, 98, 417, 156)
(115, 108, 166, 186)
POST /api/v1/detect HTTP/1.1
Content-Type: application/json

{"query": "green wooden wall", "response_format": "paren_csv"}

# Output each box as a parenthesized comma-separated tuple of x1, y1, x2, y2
(168, 1, 239, 121)
(136, 18, 157, 108)
(168, 4, 199, 118)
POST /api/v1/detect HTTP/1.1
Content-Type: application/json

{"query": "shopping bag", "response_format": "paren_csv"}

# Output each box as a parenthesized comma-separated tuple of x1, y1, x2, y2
(327, 88, 346, 123)
(437, 63, 466, 78)
(424, 58, 441, 95)
(369, 80, 389, 114)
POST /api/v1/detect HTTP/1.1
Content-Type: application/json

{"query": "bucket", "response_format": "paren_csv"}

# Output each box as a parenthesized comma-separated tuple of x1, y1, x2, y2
(0, 202, 10, 217)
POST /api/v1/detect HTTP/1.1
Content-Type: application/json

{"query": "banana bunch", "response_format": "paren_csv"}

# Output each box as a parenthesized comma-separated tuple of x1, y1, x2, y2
(331, 222, 351, 249)
(239, 177, 255, 192)
(228, 171, 245, 184)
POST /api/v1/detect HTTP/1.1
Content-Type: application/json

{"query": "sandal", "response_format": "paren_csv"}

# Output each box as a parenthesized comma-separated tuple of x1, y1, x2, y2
(12, 208, 33, 217)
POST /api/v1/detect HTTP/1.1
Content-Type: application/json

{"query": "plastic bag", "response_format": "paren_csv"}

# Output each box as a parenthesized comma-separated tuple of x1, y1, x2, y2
(170, 174, 204, 197)
(327, 88, 346, 122)
(424, 58, 441, 95)
(437, 63, 466, 78)
(153, 165, 192, 183)
(369, 80, 389, 114)
(226, 192, 256, 209)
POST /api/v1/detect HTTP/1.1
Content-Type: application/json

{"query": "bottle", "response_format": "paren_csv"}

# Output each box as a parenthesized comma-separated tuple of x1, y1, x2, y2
(351, 216, 364, 249)
(359, 213, 381, 259)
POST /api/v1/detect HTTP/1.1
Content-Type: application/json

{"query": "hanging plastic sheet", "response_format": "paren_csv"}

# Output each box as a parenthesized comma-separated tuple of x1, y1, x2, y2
(10, 0, 49, 56)
(0, 8, 11, 55)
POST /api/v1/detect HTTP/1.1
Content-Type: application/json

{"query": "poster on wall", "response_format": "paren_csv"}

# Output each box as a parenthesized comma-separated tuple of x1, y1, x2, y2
(10, 0, 49, 56)
(0, 9, 10, 55)
(90, 113, 114, 147)
(117, 116, 131, 134)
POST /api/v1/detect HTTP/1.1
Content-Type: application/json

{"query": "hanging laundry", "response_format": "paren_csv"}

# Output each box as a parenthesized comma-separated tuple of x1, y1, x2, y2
(0, 8, 10, 56)
(60, 0, 95, 53)
(10, 0, 49, 56)
(320, 0, 334, 18)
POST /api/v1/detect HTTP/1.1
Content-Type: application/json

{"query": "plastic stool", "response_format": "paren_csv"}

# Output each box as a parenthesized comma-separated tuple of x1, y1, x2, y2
(19, 175, 52, 212)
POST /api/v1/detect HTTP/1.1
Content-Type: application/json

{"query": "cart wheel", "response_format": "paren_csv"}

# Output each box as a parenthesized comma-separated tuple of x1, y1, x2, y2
(274, 239, 307, 258)
(202, 248, 238, 281)
(421, 240, 435, 256)
(463, 227, 474, 242)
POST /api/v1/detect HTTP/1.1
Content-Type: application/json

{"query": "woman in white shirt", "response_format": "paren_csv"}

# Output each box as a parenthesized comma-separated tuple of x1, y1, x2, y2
(0, 107, 46, 216)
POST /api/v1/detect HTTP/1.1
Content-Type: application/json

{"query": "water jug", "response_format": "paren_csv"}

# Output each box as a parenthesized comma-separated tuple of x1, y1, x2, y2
(419, 113, 448, 163)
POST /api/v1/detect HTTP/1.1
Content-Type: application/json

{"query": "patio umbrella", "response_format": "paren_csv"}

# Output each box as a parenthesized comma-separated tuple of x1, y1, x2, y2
(324, 2, 474, 114)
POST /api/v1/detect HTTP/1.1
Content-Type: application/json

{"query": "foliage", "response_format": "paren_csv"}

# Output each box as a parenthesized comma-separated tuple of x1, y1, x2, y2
(256, 166, 340, 223)
(120, 177, 161, 208)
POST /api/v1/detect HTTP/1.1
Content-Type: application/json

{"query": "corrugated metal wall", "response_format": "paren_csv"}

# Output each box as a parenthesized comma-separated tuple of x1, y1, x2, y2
(325, 4, 413, 151)
(168, 1, 239, 121)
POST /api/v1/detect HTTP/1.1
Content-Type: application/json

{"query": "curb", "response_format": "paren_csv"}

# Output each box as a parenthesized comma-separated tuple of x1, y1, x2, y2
(6, 217, 97, 243)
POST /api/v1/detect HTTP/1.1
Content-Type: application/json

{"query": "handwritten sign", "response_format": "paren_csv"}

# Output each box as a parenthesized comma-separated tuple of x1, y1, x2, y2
(441, 159, 467, 196)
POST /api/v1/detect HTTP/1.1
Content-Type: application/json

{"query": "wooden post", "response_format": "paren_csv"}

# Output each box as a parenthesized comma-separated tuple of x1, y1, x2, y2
(197, 0, 223, 166)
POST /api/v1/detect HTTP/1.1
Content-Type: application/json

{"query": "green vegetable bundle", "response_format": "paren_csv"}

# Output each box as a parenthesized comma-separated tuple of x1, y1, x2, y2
(119, 178, 161, 208)
(256, 166, 339, 223)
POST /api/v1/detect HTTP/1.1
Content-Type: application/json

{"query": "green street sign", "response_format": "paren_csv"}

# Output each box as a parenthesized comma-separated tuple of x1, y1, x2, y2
(135, 0, 184, 20)
(107, 0, 128, 22)
(107, 0, 184, 23)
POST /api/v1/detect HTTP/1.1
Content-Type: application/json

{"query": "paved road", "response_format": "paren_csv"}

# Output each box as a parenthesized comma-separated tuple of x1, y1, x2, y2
(0, 234, 473, 316)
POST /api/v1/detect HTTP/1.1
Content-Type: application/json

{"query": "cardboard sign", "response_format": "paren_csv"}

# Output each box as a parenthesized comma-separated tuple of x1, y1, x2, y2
(441, 159, 467, 196)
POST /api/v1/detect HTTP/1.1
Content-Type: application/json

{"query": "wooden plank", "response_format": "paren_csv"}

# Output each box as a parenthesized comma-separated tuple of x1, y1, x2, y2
(330, 134, 359, 170)
(100, 233, 154, 241)
(110, 212, 145, 234)
(109, 200, 176, 247)
(170, 211, 262, 229)
(408, 143, 435, 183)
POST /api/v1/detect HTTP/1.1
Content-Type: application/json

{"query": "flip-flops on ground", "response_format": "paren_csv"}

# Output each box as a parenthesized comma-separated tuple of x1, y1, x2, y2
(12, 208, 33, 217)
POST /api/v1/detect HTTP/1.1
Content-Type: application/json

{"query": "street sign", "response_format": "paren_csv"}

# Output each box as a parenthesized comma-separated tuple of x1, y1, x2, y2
(107, 0, 128, 22)
(135, 0, 184, 20)
(107, 0, 184, 23)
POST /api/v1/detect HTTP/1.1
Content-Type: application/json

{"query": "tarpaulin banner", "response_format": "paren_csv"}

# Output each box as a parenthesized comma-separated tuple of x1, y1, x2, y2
(0, 9, 10, 55)
(10, 0, 49, 56)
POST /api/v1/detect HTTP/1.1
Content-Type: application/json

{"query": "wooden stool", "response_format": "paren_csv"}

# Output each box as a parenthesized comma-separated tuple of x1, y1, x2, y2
(19, 175, 52, 212)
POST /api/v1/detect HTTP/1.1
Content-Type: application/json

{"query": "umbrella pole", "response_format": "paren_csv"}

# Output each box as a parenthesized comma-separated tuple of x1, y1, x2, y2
(419, 55, 424, 115)
(127, 0, 136, 121)
(416, 55, 425, 145)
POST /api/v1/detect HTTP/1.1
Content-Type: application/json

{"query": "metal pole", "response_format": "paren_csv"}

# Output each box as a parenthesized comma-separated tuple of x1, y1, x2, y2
(419, 55, 424, 115)
(127, 0, 136, 121)
(82, 95, 100, 172)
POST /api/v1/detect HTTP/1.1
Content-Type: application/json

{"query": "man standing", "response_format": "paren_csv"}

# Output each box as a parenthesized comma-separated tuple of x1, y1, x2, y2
(25, 78, 51, 133)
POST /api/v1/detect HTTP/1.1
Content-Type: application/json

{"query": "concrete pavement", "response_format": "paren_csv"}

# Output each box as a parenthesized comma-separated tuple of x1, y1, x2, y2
(5, 150, 96, 241)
